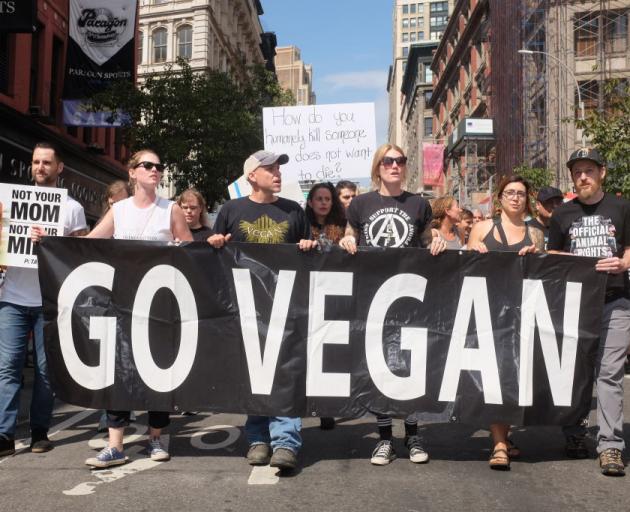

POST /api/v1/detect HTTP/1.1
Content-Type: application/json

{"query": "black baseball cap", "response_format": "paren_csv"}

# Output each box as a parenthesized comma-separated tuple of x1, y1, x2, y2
(566, 147, 605, 169)
(537, 186, 563, 203)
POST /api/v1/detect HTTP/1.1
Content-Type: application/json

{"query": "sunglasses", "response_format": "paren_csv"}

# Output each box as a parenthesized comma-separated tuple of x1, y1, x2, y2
(135, 161, 165, 172)
(381, 156, 407, 167)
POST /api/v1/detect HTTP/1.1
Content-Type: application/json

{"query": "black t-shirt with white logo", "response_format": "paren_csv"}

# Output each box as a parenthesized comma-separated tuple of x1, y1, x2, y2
(548, 193, 630, 295)
(346, 191, 432, 248)
(213, 196, 309, 244)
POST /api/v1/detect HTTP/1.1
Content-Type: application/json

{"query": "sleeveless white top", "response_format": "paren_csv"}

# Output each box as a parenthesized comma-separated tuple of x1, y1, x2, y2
(112, 196, 174, 241)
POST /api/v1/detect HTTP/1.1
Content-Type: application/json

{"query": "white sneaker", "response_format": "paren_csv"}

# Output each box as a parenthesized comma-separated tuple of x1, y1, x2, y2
(370, 440, 396, 465)
(406, 435, 429, 463)
(149, 438, 170, 461)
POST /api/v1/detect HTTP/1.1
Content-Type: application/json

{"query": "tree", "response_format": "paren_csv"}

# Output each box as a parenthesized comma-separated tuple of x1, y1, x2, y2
(92, 60, 295, 207)
(512, 165, 554, 193)
(576, 80, 630, 197)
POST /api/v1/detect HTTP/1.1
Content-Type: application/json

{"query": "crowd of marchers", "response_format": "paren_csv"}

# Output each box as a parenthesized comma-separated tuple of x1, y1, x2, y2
(1, 139, 629, 477)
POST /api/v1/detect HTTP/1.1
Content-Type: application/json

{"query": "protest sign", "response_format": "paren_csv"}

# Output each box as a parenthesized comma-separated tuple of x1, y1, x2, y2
(39, 238, 606, 426)
(0, 184, 66, 268)
(263, 103, 376, 183)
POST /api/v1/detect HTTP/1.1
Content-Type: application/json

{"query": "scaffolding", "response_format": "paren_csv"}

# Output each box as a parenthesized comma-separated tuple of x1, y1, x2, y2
(521, 0, 630, 191)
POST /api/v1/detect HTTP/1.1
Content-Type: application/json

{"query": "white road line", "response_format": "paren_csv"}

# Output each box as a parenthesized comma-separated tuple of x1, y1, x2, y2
(247, 465, 280, 485)
(0, 408, 96, 464)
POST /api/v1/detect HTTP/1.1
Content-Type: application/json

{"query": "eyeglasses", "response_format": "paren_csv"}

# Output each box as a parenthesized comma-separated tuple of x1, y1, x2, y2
(135, 161, 165, 172)
(502, 190, 527, 199)
(381, 156, 407, 167)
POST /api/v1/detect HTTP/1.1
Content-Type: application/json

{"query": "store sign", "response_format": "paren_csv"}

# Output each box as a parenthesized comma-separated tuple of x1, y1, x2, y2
(0, 0, 36, 33)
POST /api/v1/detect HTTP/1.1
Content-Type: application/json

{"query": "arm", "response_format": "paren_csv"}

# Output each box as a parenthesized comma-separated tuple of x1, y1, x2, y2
(86, 209, 115, 239)
(595, 246, 630, 274)
(339, 222, 359, 255)
(466, 220, 491, 253)
(171, 204, 193, 241)
(207, 207, 231, 248)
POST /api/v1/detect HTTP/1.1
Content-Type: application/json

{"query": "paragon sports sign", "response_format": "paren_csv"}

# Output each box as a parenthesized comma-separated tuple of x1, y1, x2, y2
(38, 239, 606, 426)
(0, 0, 35, 33)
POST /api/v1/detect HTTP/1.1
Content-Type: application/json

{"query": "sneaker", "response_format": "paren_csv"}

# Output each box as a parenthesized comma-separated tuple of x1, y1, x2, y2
(247, 443, 271, 466)
(85, 447, 128, 468)
(405, 435, 429, 464)
(30, 430, 53, 453)
(599, 448, 625, 476)
(370, 440, 396, 466)
(149, 438, 170, 462)
(269, 447, 297, 470)
(565, 434, 589, 459)
(0, 437, 15, 457)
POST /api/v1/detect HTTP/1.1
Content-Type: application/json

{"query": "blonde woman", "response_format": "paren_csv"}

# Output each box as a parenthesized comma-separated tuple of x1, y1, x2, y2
(429, 196, 463, 250)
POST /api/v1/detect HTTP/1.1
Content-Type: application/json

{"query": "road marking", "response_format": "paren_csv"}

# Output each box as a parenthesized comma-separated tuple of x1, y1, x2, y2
(0, 408, 96, 464)
(189, 425, 240, 450)
(63, 435, 170, 496)
(248, 465, 280, 485)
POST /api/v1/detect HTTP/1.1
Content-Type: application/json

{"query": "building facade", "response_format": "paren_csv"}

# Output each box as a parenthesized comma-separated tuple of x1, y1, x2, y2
(0, 0, 128, 223)
(430, 0, 524, 208)
(388, 0, 455, 148)
(274, 46, 315, 106)
(521, 0, 630, 191)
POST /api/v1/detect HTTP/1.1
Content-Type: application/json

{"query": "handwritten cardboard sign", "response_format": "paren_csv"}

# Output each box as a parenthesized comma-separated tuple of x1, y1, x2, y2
(263, 103, 377, 183)
(0, 184, 67, 268)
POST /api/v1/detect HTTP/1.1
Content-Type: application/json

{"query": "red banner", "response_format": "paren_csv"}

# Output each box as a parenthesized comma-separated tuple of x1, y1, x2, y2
(423, 143, 444, 186)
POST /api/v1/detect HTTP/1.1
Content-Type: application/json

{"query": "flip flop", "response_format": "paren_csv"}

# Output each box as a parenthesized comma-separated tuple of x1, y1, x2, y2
(489, 448, 510, 471)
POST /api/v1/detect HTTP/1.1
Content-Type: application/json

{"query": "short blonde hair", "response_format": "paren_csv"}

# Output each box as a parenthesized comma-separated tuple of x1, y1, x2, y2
(370, 143, 406, 189)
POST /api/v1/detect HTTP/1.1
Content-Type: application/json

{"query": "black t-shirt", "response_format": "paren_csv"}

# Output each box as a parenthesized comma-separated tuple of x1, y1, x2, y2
(213, 196, 309, 244)
(346, 191, 432, 248)
(190, 225, 214, 241)
(548, 193, 630, 295)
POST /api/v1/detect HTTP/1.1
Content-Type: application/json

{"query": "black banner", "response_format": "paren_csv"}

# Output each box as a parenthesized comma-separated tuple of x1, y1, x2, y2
(0, 0, 36, 33)
(38, 238, 607, 426)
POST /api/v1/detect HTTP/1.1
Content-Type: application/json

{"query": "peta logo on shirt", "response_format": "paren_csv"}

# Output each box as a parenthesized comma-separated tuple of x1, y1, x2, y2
(569, 215, 617, 257)
(364, 207, 414, 248)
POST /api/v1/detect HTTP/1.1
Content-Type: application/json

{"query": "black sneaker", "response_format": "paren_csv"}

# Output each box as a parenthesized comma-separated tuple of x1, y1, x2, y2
(0, 437, 15, 457)
(405, 435, 429, 463)
(599, 448, 625, 476)
(30, 430, 53, 453)
(565, 434, 588, 459)
(370, 440, 396, 466)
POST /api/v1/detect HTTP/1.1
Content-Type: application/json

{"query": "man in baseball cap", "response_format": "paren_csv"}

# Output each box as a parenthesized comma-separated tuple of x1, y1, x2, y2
(207, 150, 316, 470)
(529, 186, 564, 246)
(549, 147, 630, 476)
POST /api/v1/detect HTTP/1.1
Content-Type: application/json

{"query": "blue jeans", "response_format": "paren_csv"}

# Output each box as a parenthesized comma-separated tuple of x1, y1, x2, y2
(245, 416, 302, 454)
(0, 302, 53, 438)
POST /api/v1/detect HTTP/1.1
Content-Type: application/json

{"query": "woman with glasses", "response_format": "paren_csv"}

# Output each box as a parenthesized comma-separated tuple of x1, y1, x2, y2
(340, 143, 446, 466)
(177, 188, 214, 241)
(83, 149, 192, 468)
(467, 175, 544, 470)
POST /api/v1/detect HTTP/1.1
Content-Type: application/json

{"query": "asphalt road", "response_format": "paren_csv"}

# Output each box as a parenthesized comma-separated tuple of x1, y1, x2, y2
(3, 374, 630, 512)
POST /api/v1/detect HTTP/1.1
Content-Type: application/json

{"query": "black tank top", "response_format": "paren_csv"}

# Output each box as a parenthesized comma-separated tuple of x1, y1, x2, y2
(482, 218, 532, 252)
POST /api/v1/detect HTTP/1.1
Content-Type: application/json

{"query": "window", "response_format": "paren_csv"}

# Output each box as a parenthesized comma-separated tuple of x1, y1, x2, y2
(577, 80, 599, 117)
(137, 31, 143, 64)
(402, 32, 409, 42)
(430, 2, 448, 14)
(418, 17, 424, 28)
(402, 18, 409, 29)
(410, 4, 416, 14)
(424, 117, 433, 137)
(177, 25, 192, 59)
(410, 32, 417, 42)
(403, 4, 409, 14)
(410, 17, 416, 28)
(0, 32, 14, 96)
(574, 12, 598, 57)
(430, 31, 443, 40)
(604, 11, 627, 53)
(418, 31, 424, 40)
(424, 90, 433, 104)
(430, 15, 449, 28)
(154, 0, 168, 4)
(49, 37, 63, 120)
(29, 25, 42, 108)
(153, 28, 167, 63)
(402, 46, 409, 58)
(424, 65, 433, 83)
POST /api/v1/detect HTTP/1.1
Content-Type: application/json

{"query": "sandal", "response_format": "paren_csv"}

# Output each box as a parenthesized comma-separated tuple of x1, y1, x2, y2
(489, 448, 510, 470)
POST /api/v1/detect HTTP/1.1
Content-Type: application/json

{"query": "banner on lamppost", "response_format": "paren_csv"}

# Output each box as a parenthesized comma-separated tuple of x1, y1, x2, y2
(62, 0, 137, 127)
(423, 143, 445, 186)
(0, 0, 36, 33)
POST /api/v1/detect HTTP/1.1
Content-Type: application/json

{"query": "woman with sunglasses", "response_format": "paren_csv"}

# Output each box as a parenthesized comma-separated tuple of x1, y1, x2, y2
(83, 149, 192, 468)
(467, 175, 544, 470)
(340, 143, 446, 466)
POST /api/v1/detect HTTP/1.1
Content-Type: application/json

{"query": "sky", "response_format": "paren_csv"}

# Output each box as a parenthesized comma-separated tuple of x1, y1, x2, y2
(260, 0, 393, 144)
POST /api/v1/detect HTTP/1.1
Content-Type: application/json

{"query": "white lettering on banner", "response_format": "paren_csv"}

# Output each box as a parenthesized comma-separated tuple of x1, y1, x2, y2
(132, 265, 199, 393)
(233, 269, 296, 395)
(365, 274, 428, 400)
(306, 272, 353, 397)
(519, 280, 582, 406)
(439, 277, 502, 404)
(58, 262, 117, 390)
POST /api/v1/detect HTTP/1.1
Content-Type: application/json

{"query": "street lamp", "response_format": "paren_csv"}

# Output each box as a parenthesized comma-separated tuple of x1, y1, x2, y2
(518, 48, 585, 146)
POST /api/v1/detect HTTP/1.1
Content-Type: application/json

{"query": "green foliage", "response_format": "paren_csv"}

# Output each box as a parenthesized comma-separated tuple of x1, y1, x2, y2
(512, 165, 554, 193)
(576, 80, 630, 198)
(92, 59, 295, 207)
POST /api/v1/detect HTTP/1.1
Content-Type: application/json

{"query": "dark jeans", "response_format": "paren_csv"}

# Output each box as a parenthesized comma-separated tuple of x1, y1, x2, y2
(107, 410, 170, 430)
